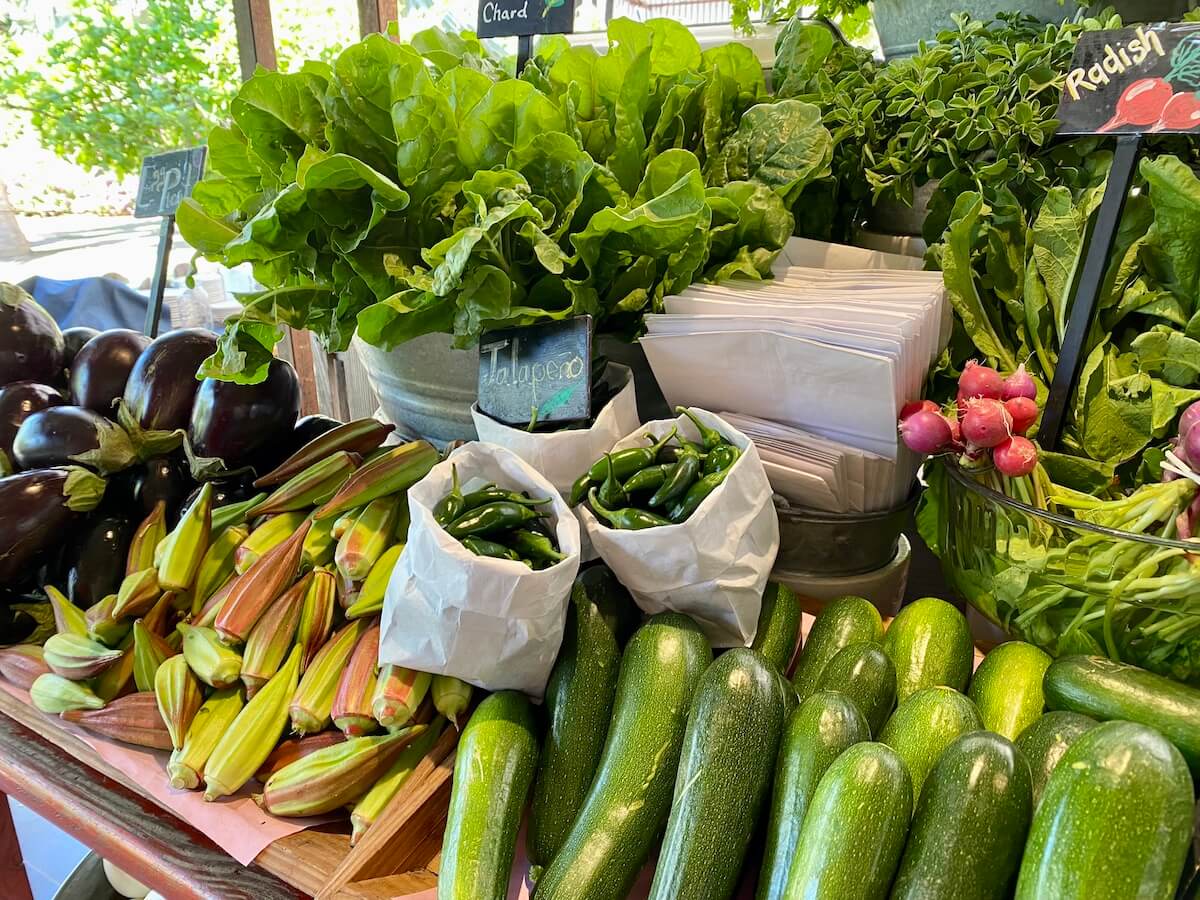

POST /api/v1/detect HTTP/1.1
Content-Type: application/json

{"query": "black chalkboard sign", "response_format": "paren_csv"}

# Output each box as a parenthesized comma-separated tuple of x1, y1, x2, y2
(134, 146, 207, 218)
(478, 316, 592, 427)
(477, 0, 575, 39)
(1056, 23, 1200, 135)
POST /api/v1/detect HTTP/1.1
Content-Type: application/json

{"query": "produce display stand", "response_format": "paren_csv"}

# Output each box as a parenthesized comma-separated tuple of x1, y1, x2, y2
(0, 685, 456, 899)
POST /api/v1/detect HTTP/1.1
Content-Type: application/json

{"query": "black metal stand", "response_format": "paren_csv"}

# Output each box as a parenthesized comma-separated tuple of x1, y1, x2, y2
(1039, 133, 1142, 450)
(144, 215, 174, 338)
(516, 33, 533, 73)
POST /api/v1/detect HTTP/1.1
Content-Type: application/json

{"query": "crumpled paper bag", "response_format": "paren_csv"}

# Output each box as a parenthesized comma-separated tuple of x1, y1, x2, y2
(380, 442, 581, 698)
(579, 408, 779, 646)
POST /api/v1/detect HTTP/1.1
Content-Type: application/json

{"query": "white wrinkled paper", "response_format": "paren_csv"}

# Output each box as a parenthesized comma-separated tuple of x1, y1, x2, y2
(380, 443, 581, 699)
(471, 365, 639, 496)
(580, 409, 779, 647)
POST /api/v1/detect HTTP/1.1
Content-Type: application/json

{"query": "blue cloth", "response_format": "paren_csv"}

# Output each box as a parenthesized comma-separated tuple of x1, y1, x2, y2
(18, 276, 170, 334)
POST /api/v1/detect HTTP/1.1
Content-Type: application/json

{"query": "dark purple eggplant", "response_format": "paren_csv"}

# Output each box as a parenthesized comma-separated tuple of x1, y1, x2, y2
(69, 329, 151, 414)
(0, 284, 65, 388)
(67, 510, 135, 608)
(187, 358, 300, 478)
(13, 406, 136, 475)
(0, 467, 106, 582)
(130, 453, 193, 524)
(118, 328, 217, 456)
(182, 471, 257, 512)
(0, 606, 37, 645)
(291, 415, 342, 451)
(62, 326, 100, 368)
(0, 382, 65, 467)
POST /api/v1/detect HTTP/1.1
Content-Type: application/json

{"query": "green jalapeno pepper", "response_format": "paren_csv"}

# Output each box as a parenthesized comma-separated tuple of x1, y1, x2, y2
(446, 501, 540, 538)
(461, 486, 549, 511)
(433, 465, 465, 526)
(461, 536, 522, 561)
(588, 488, 672, 530)
(622, 463, 673, 494)
(597, 453, 629, 510)
(570, 428, 679, 505)
(509, 528, 565, 563)
(649, 448, 701, 508)
(704, 443, 741, 475)
(658, 442, 706, 464)
(667, 467, 733, 523)
(676, 406, 724, 451)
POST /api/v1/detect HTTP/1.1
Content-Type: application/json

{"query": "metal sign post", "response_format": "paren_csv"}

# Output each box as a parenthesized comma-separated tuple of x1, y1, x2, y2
(1039, 22, 1200, 448)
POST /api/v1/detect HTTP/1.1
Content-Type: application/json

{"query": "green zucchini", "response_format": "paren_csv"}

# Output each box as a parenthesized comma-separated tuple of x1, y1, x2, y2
(751, 582, 801, 675)
(1015, 721, 1193, 900)
(792, 595, 882, 703)
(535, 613, 711, 900)
(1014, 711, 1096, 807)
(782, 741, 912, 900)
(648, 648, 787, 900)
(757, 690, 868, 900)
(438, 691, 538, 900)
(879, 686, 982, 801)
(968, 641, 1050, 740)
(528, 571, 635, 872)
(814, 640, 896, 736)
(1044, 655, 1200, 772)
(882, 597, 973, 701)
(891, 731, 1032, 900)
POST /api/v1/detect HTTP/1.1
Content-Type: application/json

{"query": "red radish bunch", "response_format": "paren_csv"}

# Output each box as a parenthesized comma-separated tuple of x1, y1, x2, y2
(899, 361, 1044, 477)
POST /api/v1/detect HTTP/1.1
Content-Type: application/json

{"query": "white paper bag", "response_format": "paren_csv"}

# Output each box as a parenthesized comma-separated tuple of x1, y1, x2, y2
(380, 443, 581, 698)
(471, 365, 640, 496)
(579, 409, 779, 647)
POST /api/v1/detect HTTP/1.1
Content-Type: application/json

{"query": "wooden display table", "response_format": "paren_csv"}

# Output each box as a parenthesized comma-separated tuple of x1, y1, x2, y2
(0, 688, 451, 899)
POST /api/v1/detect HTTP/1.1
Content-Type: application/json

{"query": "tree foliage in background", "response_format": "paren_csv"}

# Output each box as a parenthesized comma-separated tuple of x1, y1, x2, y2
(0, 0, 350, 180)
(0, 0, 241, 178)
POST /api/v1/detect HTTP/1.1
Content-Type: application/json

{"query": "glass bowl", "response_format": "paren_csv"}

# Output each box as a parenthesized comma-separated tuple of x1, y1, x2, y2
(934, 460, 1200, 685)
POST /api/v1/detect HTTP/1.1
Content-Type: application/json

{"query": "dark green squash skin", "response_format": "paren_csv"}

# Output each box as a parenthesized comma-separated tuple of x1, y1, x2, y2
(1044, 655, 1200, 773)
(879, 686, 983, 802)
(527, 571, 635, 871)
(752, 582, 801, 675)
(782, 741, 912, 900)
(881, 597, 973, 701)
(1015, 721, 1193, 900)
(792, 596, 882, 704)
(1014, 710, 1096, 807)
(756, 690, 868, 900)
(534, 613, 711, 900)
(891, 731, 1033, 900)
(648, 648, 787, 900)
(438, 691, 539, 900)
(815, 640, 896, 736)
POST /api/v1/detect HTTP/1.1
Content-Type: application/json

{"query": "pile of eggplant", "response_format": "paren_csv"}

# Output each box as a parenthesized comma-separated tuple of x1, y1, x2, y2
(0, 283, 325, 643)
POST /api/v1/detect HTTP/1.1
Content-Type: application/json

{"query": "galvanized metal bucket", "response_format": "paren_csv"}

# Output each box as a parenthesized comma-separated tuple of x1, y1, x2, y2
(355, 332, 669, 446)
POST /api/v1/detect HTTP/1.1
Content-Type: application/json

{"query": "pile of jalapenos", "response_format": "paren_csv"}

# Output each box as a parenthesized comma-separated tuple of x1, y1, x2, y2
(432, 466, 565, 569)
(569, 407, 742, 530)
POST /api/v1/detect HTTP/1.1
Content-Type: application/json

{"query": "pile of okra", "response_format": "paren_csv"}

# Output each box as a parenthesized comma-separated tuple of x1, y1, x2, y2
(570, 407, 741, 529)
(433, 466, 565, 568)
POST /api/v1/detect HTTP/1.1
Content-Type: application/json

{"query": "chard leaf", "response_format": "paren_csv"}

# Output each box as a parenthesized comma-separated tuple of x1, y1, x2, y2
(357, 289, 455, 349)
(199, 316, 285, 385)
(457, 80, 564, 172)
(1073, 343, 1154, 466)
(717, 100, 833, 208)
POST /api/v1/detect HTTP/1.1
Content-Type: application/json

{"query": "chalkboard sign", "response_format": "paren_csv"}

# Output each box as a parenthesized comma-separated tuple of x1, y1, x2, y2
(134, 147, 207, 218)
(1057, 23, 1200, 134)
(477, 0, 575, 39)
(478, 316, 592, 428)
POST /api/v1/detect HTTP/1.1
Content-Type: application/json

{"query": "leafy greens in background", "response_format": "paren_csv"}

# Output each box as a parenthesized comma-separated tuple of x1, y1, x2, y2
(178, 19, 832, 383)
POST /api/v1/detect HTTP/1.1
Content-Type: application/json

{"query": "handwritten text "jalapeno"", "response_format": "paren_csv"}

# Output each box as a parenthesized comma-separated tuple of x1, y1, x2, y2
(481, 342, 585, 404)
